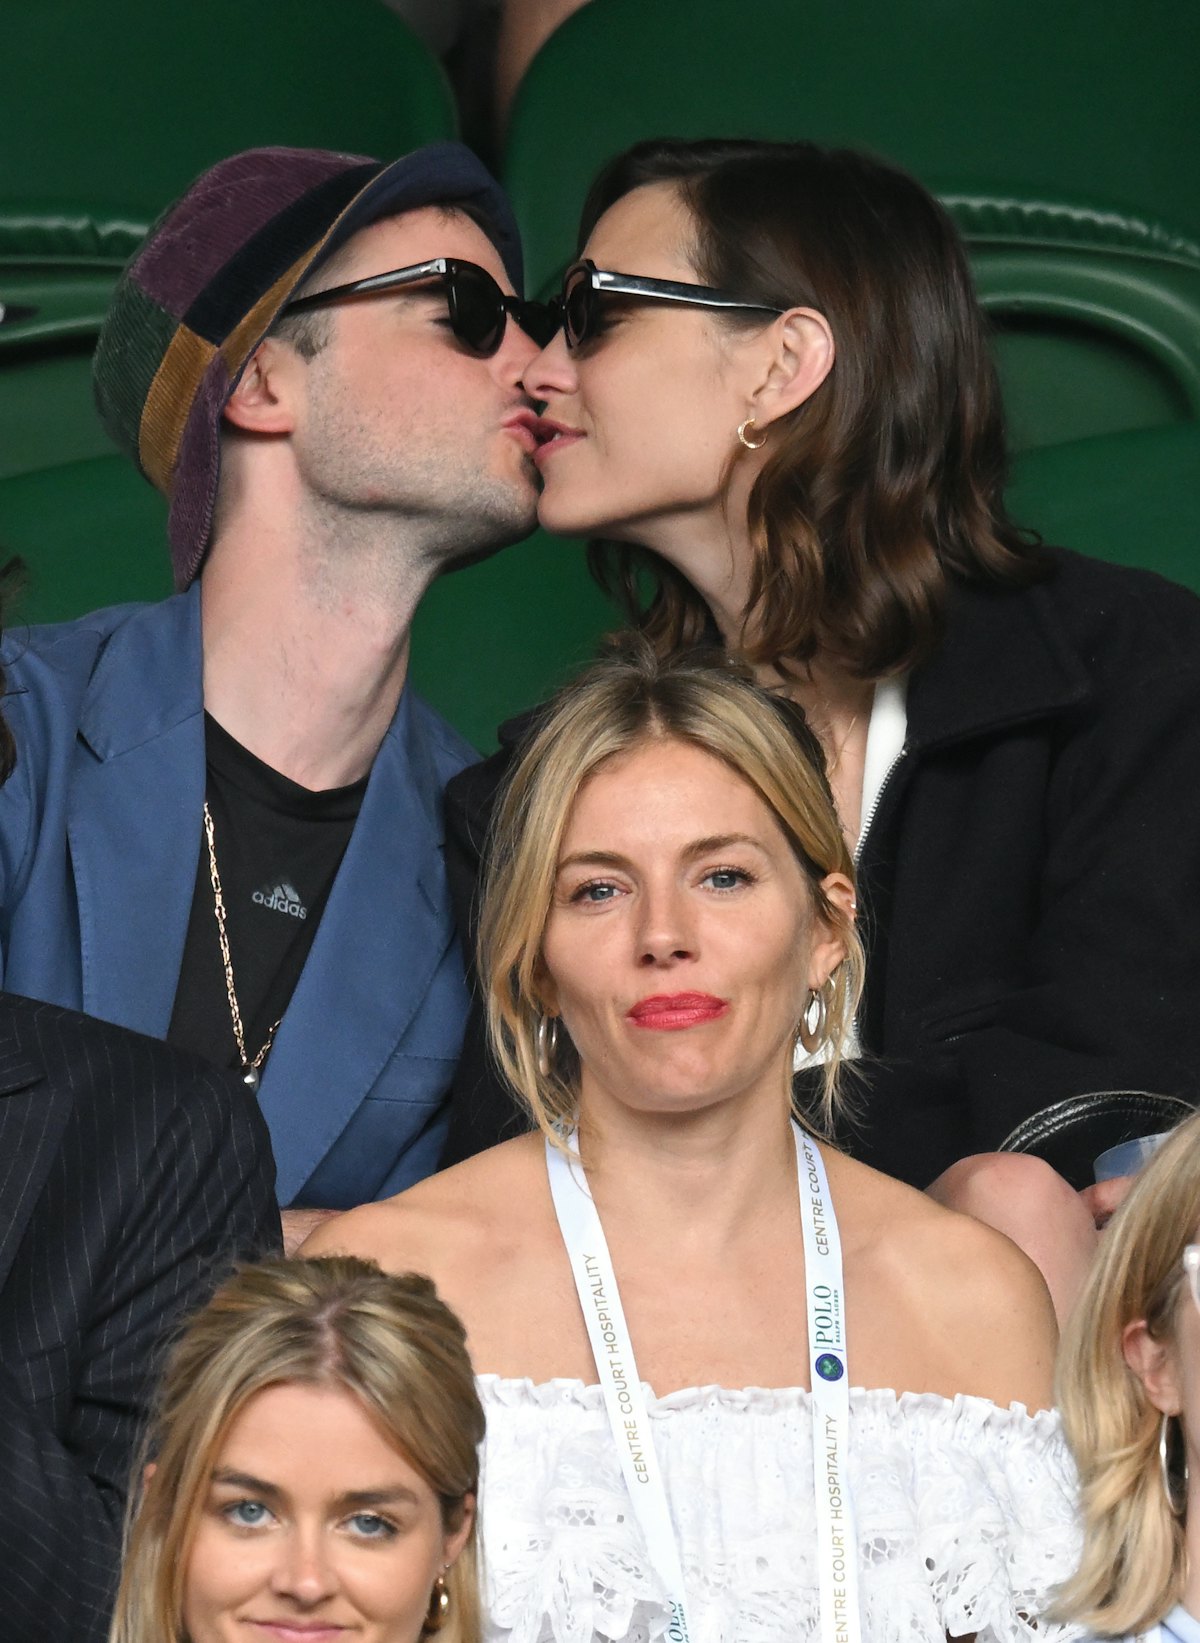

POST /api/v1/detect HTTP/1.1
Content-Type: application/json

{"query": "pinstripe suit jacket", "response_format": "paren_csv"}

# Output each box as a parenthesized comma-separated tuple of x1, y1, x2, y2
(0, 992, 281, 1643)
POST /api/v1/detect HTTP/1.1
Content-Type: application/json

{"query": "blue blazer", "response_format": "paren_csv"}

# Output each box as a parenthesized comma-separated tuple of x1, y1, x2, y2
(0, 587, 475, 1207)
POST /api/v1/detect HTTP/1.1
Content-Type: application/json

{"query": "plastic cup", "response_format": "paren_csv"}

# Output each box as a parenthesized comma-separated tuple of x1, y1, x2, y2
(1093, 1132, 1172, 1183)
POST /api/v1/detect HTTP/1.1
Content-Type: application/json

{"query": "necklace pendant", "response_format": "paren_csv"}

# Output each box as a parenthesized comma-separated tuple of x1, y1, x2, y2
(241, 1065, 260, 1092)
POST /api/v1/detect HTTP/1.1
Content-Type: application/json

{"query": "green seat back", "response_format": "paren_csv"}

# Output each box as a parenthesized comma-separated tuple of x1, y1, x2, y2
(0, 456, 171, 623)
(0, 0, 456, 479)
(504, 0, 1200, 451)
(1006, 422, 1200, 592)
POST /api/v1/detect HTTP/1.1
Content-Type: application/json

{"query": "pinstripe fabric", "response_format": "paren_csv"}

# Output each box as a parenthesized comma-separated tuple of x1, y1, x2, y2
(0, 992, 281, 1643)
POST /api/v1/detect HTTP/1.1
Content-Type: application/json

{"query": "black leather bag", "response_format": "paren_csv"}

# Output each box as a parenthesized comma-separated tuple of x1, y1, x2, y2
(998, 1090, 1195, 1191)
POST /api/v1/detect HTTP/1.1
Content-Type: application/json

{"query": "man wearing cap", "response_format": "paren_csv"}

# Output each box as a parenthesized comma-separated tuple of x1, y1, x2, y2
(0, 142, 551, 1245)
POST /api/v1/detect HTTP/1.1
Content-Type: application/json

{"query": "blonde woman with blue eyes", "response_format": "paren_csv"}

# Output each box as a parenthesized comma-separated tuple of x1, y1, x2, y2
(108, 1257, 483, 1643)
(309, 644, 1083, 1643)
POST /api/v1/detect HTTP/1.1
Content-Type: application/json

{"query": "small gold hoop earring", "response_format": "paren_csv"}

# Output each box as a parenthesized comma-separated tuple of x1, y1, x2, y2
(798, 982, 832, 1054)
(535, 1013, 559, 1078)
(737, 416, 767, 450)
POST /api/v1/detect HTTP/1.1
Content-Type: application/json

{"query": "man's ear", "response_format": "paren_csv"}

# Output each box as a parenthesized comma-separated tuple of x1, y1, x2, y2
(221, 340, 300, 436)
(751, 307, 835, 429)
(1123, 1317, 1184, 1415)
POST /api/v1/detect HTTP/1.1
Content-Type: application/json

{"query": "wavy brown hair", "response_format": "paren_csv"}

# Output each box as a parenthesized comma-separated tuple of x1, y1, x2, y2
(579, 138, 1047, 678)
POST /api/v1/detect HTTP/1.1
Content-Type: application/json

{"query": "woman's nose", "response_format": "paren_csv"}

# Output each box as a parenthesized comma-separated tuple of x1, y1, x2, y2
(635, 885, 696, 967)
(270, 1526, 338, 1606)
(521, 327, 576, 400)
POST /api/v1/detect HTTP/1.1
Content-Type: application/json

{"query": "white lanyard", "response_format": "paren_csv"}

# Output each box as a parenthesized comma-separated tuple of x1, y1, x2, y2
(794, 1121, 861, 1643)
(547, 1131, 693, 1643)
(546, 1119, 861, 1643)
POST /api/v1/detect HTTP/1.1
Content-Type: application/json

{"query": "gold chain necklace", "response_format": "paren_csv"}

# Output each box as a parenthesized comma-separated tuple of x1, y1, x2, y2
(203, 800, 283, 1091)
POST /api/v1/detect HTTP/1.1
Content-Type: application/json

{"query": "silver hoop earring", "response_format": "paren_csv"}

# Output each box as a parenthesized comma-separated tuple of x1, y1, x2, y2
(798, 983, 831, 1054)
(1160, 1411, 1189, 1517)
(737, 416, 766, 450)
(535, 1013, 559, 1078)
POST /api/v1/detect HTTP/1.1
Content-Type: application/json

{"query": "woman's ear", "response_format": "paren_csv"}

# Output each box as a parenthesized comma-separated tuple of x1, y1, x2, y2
(221, 339, 300, 435)
(753, 307, 835, 427)
(807, 870, 855, 987)
(442, 1491, 476, 1567)
(1123, 1317, 1184, 1415)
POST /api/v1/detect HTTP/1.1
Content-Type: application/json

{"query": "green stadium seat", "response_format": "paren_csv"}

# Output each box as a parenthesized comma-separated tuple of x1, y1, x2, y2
(1006, 422, 1200, 593)
(503, 0, 1200, 452)
(0, 0, 457, 478)
(0, 455, 171, 624)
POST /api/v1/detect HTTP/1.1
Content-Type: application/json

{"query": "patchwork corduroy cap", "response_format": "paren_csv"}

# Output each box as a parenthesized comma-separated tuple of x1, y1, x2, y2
(93, 142, 523, 589)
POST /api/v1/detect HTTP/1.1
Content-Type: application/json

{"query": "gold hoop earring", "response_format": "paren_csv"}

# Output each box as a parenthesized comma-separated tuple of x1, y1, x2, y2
(798, 981, 833, 1054)
(1160, 1411, 1189, 1517)
(535, 1013, 559, 1078)
(737, 416, 766, 450)
(424, 1572, 451, 1633)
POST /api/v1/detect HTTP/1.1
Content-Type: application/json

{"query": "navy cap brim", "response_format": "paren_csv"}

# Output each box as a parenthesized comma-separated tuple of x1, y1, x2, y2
(322, 141, 524, 293)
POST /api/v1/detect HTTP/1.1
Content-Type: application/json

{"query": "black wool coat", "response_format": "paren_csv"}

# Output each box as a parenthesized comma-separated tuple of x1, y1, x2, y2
(441, 549, 1200, 1188)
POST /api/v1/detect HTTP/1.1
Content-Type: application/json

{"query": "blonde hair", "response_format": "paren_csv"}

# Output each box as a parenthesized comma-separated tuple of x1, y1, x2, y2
(1052, 1111, 1200, 1634)
(109, 1257, 485, 1643)
(480, 641, 864, 1141)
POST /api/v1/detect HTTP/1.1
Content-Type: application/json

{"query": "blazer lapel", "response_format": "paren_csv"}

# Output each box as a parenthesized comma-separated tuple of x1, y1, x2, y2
(256, 691, 456, 1205)
(68, 591, 205, 1038)
(0, 1031, 63, 1293)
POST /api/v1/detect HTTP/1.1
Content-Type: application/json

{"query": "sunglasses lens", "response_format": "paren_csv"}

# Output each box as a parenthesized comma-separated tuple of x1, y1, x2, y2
(448, 265, 505, 355)
(562, 267, 594, 349)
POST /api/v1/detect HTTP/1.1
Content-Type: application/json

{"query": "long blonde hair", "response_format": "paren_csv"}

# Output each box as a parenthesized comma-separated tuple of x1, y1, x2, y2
(480, 641, 864, 1142)
(109, 1257, 485, 1643)
(1053, 1111, 1200, 1634)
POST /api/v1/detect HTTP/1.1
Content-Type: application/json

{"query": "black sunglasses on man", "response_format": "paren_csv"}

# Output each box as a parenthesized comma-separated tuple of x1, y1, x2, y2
(282, 257, 559, 355)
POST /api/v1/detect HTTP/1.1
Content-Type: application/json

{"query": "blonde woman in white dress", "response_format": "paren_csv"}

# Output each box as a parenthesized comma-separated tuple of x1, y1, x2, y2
(308, 644, 1082, 1643)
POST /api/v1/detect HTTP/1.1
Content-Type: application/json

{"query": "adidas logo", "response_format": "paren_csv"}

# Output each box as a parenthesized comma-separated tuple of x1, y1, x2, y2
(252, 880, 308, 920)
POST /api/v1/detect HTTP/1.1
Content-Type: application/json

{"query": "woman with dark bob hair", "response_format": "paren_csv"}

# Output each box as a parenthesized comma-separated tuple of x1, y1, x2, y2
(310, 643, 1083, 1641)
(109, 1257, 483, 1643)
(444, 137, 1200, 1314)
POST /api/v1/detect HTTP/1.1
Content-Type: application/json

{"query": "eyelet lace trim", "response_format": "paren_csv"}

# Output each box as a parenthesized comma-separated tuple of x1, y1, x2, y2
(477, 1377, 1084, 1643)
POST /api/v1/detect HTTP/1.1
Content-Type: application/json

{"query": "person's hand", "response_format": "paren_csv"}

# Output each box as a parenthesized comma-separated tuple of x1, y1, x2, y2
(280, 1206, 338, 1256)
(1078, 1175, 1135, 1230)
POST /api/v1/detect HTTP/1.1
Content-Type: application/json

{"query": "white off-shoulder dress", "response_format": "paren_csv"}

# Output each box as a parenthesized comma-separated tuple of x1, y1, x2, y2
(477, 1375, 1084, 1643)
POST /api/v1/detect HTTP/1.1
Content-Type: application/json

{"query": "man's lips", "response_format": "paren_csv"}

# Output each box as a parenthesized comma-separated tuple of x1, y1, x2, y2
(501, 408, 545, 455)
(626, 993, 729, 1030)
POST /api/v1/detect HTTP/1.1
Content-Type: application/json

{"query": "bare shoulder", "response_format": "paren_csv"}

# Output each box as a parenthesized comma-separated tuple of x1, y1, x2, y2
(302, 1134, 547, 1287)
(828, 1149, 1058, 1410)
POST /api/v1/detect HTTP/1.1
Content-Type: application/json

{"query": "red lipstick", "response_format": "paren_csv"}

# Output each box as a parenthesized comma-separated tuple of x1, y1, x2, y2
(626, 992, 729, 1030)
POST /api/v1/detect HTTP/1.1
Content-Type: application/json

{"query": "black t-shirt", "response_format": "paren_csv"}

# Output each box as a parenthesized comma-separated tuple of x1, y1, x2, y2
(167, 714, 366, 1072)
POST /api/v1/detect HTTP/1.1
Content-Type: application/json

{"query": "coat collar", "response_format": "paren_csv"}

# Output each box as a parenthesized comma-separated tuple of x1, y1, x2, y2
(906, 564, 1091, 750)
(78, 584, 202, 761)
(255, 685, 455, 1205)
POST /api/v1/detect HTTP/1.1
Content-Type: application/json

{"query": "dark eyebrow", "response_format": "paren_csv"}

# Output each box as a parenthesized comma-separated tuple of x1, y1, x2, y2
(556, 833, 771, 875)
